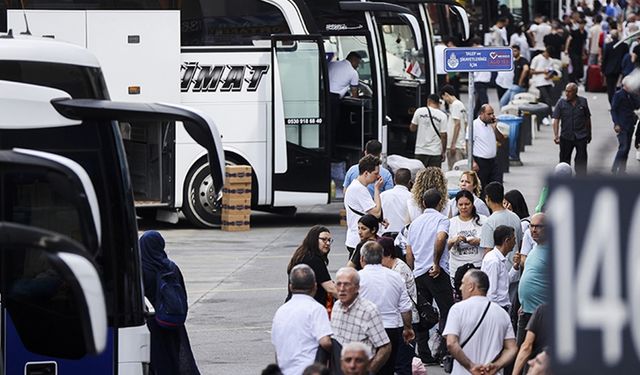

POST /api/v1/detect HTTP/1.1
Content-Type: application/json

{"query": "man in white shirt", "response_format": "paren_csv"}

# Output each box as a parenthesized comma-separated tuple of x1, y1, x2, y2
(529, 48, 555, 107)
(441, 85, 468, 170)
(344, 155, 385, 254)
(528, 15, 552, 59)
(329, 51, 361, 98)
(380, 168, 412, 235)
(469, 104, 505, 190)
(444, 269, 517, 375)
(329, 51, 361, 139)
(405, 188, 453, 361)
(359, 241, 414, 375)
(271, 265, 333, 375)
(481, 226, 520, 311)
(410, 94, 448, 168)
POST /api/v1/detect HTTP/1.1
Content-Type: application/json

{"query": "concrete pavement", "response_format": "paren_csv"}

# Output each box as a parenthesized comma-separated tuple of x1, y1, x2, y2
(141, 88, 639, 374)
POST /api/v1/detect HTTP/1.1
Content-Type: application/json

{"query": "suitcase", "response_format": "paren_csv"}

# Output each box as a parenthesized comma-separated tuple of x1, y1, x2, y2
(586, 64, 606, 92)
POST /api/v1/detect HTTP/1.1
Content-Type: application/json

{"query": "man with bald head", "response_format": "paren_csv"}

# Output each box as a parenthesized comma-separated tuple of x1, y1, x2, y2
(332, 267, 391, 374)
(469, 104, 506, 194)
(517, 213, 549, 346)
(271, 264, 333, 375)
(552, 82, 592, 175)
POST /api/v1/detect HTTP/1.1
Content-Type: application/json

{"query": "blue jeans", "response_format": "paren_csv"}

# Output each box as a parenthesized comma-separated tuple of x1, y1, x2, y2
(500, 85, 526, 107)
(612, 130, 633, 173)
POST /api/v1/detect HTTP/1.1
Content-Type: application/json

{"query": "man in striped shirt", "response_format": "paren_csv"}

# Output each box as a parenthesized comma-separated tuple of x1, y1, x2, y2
(332, 267, 391, 374)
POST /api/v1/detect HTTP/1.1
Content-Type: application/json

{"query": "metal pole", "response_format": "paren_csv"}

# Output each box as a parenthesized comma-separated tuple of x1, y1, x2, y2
(467, 73, 475, 171)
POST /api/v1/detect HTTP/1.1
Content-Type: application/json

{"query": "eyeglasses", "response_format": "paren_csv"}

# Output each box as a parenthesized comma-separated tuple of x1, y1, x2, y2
(530, 224, 546, 229)
(319, 237, 334, 244)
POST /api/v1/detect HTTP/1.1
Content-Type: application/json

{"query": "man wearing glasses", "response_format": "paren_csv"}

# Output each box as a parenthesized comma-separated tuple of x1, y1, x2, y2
(517, 213, 548, 346)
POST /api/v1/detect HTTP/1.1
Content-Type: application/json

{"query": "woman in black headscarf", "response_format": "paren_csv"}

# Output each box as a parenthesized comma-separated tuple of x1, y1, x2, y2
(139, 231, 200, 375)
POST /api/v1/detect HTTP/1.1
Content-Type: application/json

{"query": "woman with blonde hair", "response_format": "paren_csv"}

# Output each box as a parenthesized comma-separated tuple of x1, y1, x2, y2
(445, 170, 490, 217)
(407, 167, 449, 221)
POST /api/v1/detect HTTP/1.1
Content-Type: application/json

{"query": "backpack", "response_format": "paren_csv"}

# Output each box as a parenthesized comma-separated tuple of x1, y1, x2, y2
(155, 267, 188, 329)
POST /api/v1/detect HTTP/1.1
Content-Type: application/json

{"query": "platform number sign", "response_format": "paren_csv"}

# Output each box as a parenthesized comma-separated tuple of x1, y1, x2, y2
(547, 177, 640, 373)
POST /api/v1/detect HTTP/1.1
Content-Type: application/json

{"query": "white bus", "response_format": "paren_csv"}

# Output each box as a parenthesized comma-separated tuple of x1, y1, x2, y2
(0, 35, 225, 374)
(4, 0, 468, 228)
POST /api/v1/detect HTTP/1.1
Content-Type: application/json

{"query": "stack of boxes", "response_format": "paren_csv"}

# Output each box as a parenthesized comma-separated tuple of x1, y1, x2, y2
(221, 165, 252, 232)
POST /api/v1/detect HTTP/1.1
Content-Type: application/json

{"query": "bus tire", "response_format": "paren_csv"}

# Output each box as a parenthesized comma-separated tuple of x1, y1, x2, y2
(183, 158, 221, 228)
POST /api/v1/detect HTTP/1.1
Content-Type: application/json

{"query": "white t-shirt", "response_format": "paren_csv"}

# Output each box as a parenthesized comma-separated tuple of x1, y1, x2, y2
(381, 185, 412, 233)
(529, 23, 552, 51)
(344, 179, 376, 248)
(448, 215, 487, 276)
(529, 54, 553, 88)
(473, 71, 491, 83)
(359, 264, 413, 328)
(412, 106, 448, 155)
(443, 296, 515, 375)
(407, 208, 451, 277)
(469, 118, 497, 159)
(448, 100, 468, 150)
(329, 60, 359, 97)
(271, 294, 333, 375)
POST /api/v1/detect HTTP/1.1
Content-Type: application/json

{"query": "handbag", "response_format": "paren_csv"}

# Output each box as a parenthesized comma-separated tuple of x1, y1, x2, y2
(443, 301, 492, 373)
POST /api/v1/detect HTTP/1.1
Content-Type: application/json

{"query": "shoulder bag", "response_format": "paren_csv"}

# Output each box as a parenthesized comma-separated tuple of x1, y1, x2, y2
(443, 301, 492, 373)
(426, 106, 442, 138)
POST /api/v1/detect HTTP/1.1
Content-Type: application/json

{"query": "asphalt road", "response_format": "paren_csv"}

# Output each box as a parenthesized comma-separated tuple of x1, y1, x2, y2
(139, 89, 639, 375)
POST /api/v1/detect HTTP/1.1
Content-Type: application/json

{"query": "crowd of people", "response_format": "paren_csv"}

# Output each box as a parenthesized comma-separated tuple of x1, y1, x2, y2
(267, 141, 560, 375)
(442, 0, 640, 175)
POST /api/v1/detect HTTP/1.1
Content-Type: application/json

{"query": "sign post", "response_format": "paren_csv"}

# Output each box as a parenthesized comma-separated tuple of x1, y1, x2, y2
(443, 47, 513, 171)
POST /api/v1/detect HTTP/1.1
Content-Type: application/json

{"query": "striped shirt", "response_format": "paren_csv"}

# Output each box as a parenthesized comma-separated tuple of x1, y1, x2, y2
(331, 296, 390, 354)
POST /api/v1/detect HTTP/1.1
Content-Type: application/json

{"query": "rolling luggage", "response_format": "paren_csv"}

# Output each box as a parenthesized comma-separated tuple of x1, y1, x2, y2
(586, 64, 606, 92)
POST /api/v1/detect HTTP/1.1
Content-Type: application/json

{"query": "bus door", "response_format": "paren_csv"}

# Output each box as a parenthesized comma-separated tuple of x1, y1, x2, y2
(271, 35, 331, 206)
(337, 1, 423, 158)
(0, 149, 109, 374)
(375, 8, 425, 157)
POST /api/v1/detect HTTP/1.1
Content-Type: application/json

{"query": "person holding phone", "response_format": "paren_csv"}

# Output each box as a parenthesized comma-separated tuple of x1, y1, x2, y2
(447, 189, 487, 298)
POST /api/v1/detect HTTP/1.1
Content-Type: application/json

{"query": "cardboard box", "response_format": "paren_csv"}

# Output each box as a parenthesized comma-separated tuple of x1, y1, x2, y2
(222, 195, 251, 206)
(221, 212, 250, 232)
(339, 208, 347, 227)
(222, 203, 251, 216)
(225, 165, 252, 185)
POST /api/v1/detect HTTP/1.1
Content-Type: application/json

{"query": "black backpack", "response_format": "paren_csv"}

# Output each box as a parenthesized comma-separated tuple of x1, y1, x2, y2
(155, 267, 188, 329)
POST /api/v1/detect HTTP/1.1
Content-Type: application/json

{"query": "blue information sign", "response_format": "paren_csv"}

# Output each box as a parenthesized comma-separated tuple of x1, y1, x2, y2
(443, 47, 513, 72)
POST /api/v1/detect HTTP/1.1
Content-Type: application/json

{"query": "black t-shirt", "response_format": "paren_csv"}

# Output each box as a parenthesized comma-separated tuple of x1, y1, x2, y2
(287, 253, 331, 306)
(526, 304, 548, 357)
(513, 57, 530, 87)
(568, 29, 587, 55)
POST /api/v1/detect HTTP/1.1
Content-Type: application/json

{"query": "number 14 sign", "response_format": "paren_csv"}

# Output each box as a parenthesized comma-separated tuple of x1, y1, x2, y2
(547, 176, 640, 373)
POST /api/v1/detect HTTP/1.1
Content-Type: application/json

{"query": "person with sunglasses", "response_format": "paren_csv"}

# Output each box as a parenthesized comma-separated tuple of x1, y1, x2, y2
(287, 225, 338, 314)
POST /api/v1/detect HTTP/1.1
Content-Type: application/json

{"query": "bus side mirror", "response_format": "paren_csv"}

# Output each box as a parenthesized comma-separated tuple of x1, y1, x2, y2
(0, 222, 108, 358)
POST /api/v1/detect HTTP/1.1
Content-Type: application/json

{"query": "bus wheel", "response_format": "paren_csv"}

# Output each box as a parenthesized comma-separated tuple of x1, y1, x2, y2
(183, 158, 221, 228)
